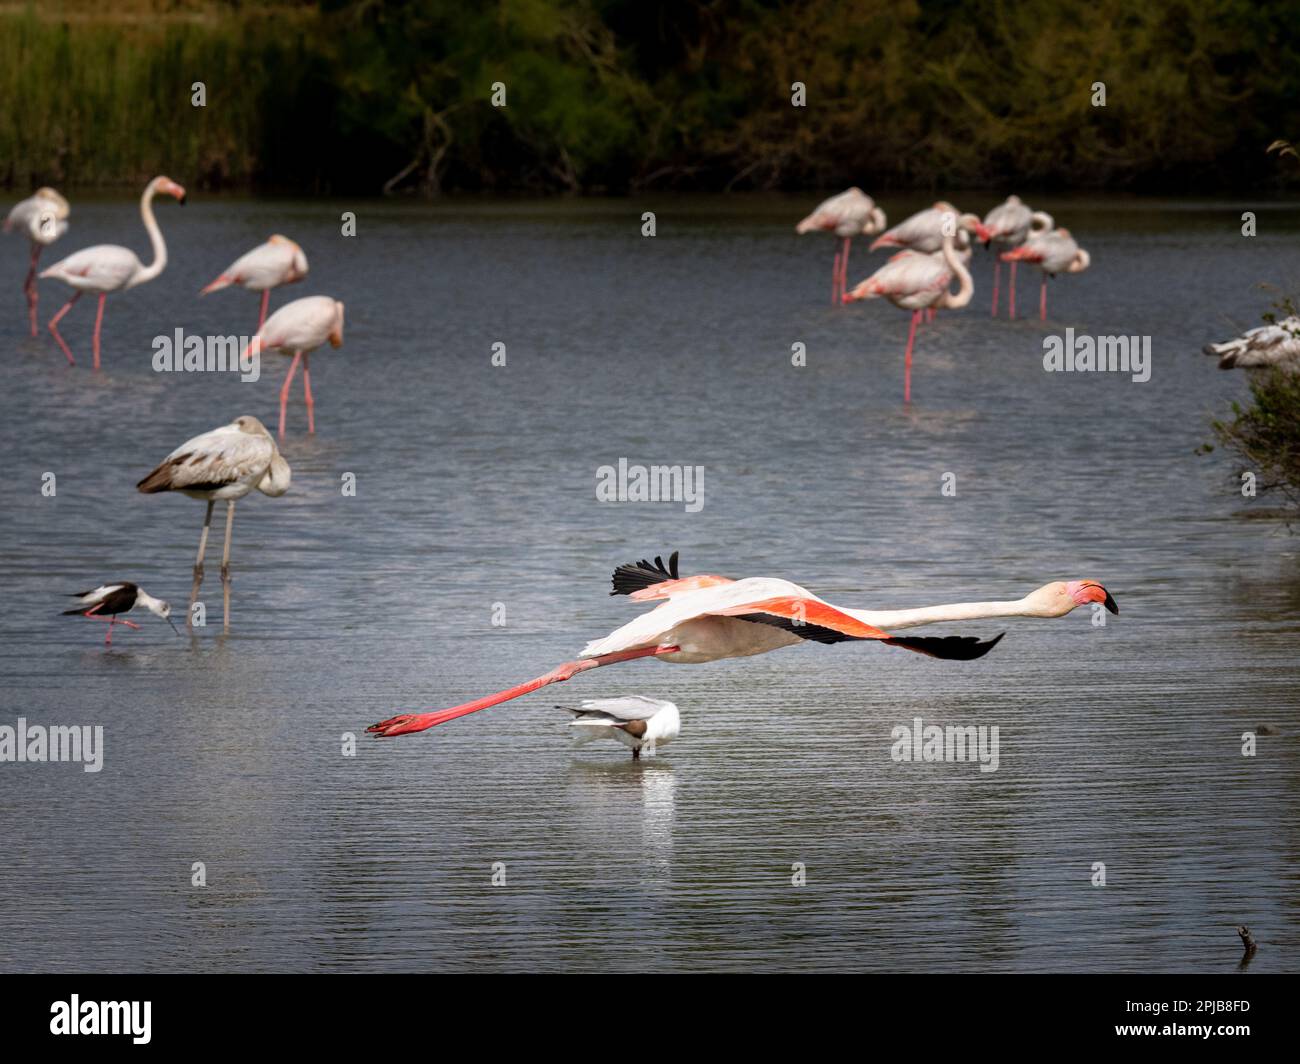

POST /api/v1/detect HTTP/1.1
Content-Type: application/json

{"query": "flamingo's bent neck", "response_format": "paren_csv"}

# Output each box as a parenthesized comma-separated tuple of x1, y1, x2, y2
(129, 183, 168, 288)
(848, 598, 1036, 631)
(938, 231, 974, 309)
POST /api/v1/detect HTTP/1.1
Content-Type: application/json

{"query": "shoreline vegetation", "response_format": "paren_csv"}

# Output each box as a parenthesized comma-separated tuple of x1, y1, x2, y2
(3, 0, 1299, 197)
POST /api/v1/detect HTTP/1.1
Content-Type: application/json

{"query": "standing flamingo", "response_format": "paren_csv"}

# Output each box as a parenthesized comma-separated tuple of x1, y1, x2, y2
(201, 235, 309, 333)
(4, 188, 70, 337)
(241, 295, 345, 438)
(869, 202, 987, 254)
(1203, 317, 1300, 372)
(999, 228, 1090, 321)
(136, 415, 290, 631)
(981, 196, 1053, 318)
(38, 176, 185, 368)
(843, 221, 974, 403)
(796, 188, 887, 304)
(368, 552, 1117, 738)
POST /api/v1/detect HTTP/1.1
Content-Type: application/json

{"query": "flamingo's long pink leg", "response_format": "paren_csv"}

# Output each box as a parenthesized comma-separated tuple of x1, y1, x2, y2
(279, 352, 302, 438)
(105, 617, 115, 646)
(367, 644, 682, 737)
(302, 353, 315, 434)
(1009, 262, 1018, 319)
(832, 250, 842, 304)
(25, 244, 41, 337)
(840, 237, 851, 301)
(1040, 274, 1047, 321)
(91, 293, 106, 370)
(47, 290, 81, 365)
(991, 260, 1000, 317)
(903, 309, 920, 404)
(257, 290, 269, 333)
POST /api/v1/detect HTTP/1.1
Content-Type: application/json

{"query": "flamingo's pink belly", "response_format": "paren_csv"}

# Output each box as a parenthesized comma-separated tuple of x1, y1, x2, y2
(658, 616, 800, 664)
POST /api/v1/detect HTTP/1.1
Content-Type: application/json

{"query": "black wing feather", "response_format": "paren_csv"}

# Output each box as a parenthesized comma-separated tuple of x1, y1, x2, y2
(883, 632, 1005, 660)
(610, 551, 680, 596)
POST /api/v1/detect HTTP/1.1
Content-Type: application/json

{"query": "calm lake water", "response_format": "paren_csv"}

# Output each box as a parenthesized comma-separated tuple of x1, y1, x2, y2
(0, 193, 1296, 973)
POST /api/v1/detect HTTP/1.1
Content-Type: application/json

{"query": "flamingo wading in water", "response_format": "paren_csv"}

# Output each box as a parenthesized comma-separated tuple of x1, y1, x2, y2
(201, 235, 309, 333)
(136, 415, 290, 631)
(368, 552, 1117, 738)
(981, 196, 1053, 319)
(38, 176, 186, 368)
(4, 187, 70, 337)
(843, 218, 974, 402)
(242, 295, 344, 438)
(795, 188, 887, 305)
(999, 228, 1090, 321)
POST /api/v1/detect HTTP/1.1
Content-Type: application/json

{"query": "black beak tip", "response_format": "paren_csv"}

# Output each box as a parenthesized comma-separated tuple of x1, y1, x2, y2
(178, 194, 188, 206)
(1104, 592, 1118, 615)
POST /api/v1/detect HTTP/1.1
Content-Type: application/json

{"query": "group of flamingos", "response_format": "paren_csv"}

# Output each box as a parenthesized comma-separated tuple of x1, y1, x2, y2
(796, 188, 1091, 401)
(21, 178, 1298, 757)
(4, 177, 340, 639)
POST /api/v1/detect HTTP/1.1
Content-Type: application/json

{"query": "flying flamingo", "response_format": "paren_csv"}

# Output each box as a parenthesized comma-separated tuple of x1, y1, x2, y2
(1203, 317, 1300, 371)
(999, 228, 1090, 321)
(201, 235, 309, 333)
(842, 221, 974, 402)
(4, 187, 70, 337)
(63, 582, 177, 645)
(240, 295, 345, 438)
(136, 415, 290, 631)
(981, 196, 1053, 318)
(563, 696, 680, 760)
(795, 188, 887, 304)
(38, 176, 186, 368)
(368, 552, 1117, 738)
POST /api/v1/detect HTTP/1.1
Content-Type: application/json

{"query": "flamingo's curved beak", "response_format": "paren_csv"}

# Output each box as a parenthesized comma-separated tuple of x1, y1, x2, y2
(1069, 580, 1118, 614)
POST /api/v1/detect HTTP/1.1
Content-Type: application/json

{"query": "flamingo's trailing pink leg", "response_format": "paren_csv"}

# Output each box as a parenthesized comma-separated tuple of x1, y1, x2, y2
(991, 260, 1000, 317)
(91, 292, 106, 370)
(903, 309, 920, 404)
(302, 353, 315, 434)
(47, 291, 80, 365)
(1040, 275, 1047, 321)
(367, 644, 682, 737)
(25, 245, 41, 337)
(832, 250, 842, 304)
(1009, 261, 1018, 319)
(840, 237, 851, 302)
(257, 289, 270, 333)
(279, 352, 302, 438)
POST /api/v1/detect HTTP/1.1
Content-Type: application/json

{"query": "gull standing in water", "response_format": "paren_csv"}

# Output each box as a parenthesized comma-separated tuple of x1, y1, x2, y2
(562, 697, 681, 760)
(136, 416, 290, 630)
